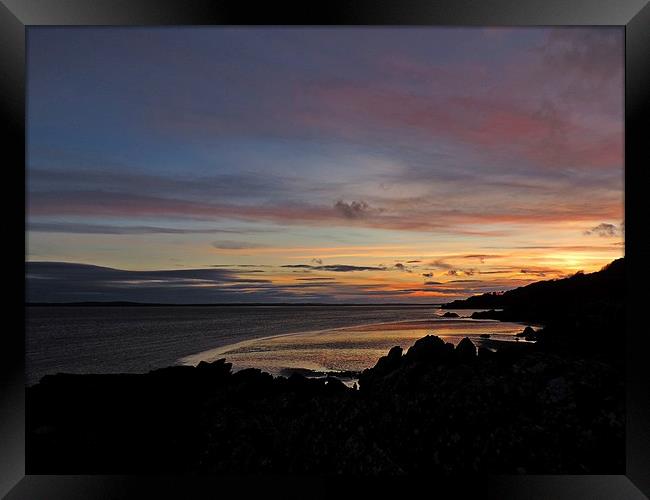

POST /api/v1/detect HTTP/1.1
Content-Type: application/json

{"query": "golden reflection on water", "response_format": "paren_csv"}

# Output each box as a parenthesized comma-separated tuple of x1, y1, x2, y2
(181, 317, 530, 376)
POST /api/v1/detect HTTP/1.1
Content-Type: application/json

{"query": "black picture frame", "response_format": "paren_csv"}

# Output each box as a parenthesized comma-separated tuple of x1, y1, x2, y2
(2, 1, 649, 498)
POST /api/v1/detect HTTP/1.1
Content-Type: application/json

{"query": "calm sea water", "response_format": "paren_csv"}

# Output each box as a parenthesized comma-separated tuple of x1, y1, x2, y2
(26, 305, 528, 385)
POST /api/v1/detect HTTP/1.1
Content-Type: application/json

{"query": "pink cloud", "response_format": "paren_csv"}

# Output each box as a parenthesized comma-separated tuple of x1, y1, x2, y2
(292, 80, 621, 171)
(29, 189, 622, 233)
(142, 29, 622, 178)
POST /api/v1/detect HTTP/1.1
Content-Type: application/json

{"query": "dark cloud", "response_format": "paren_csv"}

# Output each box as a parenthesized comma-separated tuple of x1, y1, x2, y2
(319, 265, 387, 272)
(583, 222, 622, 237)
(520, 269, 547, 277)
(449, 268, 473, 277)
(429, 260, 477, 277)
(406, 260, 422, 264)
(462, 254, 497, 264)
(277, 282, 344, 289)
(394, 262, 412, 273)
(422, 272, 433, 278)
(28, 167, 309, 205)
(27, 261, 426, 304)
(211, 264, 272, 268)
(282, 264, 387, 272)
(212, 240, 267, 250)
(27, 180, 622, 235)
(484, 244, 619, 250)
(28, 222, 245, 235)
(26, 261, 282, 303)
(28, 259, 510, 303)
(311, 258, 323, 265)
(519, 268, 564, 277)
(429, 260, 454, 270)
(397, 287, 464, 295)
(333, 200, 372, 219)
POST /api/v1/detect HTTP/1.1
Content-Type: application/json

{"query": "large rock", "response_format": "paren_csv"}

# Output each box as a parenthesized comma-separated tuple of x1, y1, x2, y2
(324, 376, 347, 393)
(387, 345, 403, 362)
(373, 345, 403, 374)
(516, 326, 539, 341)
(197, 358, 232, 374)
(516, 326, 535, 337)
(404, 335, 453, 364)
(232, 367, 274, 389)
(194, 358, 233, 382)
(455, 337, 477, 362)
(477, 346, 493, 359)
(470, 309, 502, 320)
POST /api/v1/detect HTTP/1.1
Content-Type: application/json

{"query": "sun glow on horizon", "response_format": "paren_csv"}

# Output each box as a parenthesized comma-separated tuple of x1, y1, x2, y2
(26, 27, 623, 303)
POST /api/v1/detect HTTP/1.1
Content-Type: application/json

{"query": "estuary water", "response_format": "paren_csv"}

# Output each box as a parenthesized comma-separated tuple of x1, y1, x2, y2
(26, 305, 529, 385)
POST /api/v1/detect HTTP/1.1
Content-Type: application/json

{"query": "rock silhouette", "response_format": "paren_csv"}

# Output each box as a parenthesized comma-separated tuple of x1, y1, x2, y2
(26, 259, 625, 475)
(27, 331, 623, 475)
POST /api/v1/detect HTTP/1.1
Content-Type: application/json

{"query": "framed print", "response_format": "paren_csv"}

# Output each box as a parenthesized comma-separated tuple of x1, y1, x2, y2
(2, 0, 649, 498)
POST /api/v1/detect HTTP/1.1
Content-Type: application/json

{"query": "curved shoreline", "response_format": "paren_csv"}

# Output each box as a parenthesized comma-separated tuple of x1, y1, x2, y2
(178, 315, 531, 370)
(178, 317, 441, 366)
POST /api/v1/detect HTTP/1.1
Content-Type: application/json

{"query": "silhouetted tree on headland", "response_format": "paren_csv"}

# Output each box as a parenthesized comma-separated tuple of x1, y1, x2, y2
(443, 258, 623, 321)
(444, 258, 625, 358)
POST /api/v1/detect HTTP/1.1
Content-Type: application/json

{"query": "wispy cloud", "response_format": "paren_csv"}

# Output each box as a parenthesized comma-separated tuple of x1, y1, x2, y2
(28, 222, 246, 235)
(520, 267, 565, 277)
(212, 240, 268, 250)
(26, 28, 623, 302)
(281, 264, 387, 272)
(429, 260, 454, 270)
(26, 261, 448, 303)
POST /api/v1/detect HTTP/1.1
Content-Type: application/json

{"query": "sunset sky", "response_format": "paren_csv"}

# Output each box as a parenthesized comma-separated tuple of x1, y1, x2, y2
(26, 27, 624, 303)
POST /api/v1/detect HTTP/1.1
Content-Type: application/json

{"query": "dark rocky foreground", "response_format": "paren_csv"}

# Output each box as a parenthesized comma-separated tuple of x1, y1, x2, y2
(27, 259, 625, 474)
(27, 330, 623, 475)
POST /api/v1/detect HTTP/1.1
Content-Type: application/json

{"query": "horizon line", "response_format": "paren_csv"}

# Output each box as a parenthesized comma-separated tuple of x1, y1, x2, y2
(26, 301, 447, 307)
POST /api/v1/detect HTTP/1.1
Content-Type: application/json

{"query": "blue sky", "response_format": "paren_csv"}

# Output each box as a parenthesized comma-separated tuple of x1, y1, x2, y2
(26, 27, 624, 303)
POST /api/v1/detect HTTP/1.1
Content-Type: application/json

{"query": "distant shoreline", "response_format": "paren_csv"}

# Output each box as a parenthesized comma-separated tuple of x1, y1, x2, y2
(26, 301, 446, 307)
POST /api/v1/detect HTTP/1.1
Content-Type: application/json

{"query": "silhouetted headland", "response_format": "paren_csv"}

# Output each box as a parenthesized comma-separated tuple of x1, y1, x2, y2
(26, 259, 625, 474)
(444, 258, 623, 317)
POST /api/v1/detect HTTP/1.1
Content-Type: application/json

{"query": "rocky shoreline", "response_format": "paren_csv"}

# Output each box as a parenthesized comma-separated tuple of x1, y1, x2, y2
(27, 259, 625, 474)
(27, 325, 623, 475)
